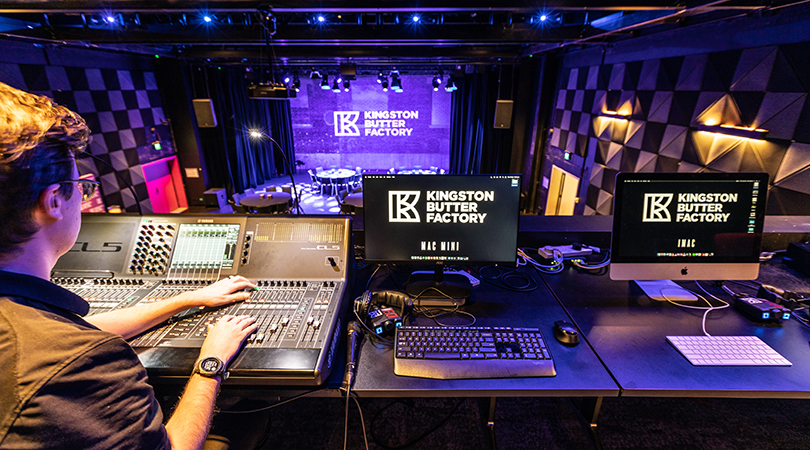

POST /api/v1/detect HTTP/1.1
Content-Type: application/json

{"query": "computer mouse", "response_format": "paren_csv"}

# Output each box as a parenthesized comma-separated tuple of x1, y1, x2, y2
(553, 320, 580, 346)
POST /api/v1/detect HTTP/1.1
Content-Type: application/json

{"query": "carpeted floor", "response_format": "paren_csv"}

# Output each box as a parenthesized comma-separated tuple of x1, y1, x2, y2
(242, 395, 810, 450)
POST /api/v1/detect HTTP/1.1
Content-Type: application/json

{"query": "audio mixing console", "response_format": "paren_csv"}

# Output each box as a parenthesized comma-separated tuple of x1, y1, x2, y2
(53, 214, 352, 385)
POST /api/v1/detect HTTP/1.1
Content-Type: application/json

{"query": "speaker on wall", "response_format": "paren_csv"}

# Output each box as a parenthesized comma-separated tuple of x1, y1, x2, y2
(493, 100, 513, 129)
(192, 99, 217, 128)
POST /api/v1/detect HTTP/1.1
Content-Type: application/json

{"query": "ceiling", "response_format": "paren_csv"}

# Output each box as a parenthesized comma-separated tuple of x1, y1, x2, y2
(0, 1, 790, 67)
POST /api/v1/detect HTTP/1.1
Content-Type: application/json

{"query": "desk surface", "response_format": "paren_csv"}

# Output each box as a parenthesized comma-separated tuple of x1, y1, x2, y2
(351, 268, 619, 398)
(539, 260, 810, 398)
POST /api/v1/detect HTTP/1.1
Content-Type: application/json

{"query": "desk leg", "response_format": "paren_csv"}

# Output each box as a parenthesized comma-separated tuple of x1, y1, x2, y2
(570, 397, 603, 450)
(478, 397, 497, 450)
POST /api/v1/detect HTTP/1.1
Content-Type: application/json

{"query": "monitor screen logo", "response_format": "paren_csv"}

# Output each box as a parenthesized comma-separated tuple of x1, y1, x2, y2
(642, 193, 673, 222)
(389, 191, 421, 222)
(334, 111, 360, 136)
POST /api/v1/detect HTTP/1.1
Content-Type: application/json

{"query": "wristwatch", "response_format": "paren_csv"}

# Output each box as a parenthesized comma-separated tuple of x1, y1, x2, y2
(193, 356, 229, 381)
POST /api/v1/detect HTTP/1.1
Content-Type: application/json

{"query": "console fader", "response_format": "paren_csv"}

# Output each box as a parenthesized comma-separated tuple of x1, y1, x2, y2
(53, 214, 352, 385)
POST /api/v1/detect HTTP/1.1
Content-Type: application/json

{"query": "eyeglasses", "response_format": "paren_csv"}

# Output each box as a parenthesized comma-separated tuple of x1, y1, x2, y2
(59, 179, 100, 202)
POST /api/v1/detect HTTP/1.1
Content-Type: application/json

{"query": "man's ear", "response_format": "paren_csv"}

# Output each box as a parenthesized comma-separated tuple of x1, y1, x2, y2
(36, 183, 65, 223)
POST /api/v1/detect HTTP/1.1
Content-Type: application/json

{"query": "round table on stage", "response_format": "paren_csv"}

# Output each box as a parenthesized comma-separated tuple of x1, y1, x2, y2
(397, 169, 437, 175)
(341, 192, 363, 213)
(315, 169, 356, 195)
(239, 192, 292, 213)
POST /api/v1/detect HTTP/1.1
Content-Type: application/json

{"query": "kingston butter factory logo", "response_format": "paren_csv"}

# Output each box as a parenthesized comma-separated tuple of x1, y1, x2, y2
(642, 192, 739, 223)
(333, 110, 418, 137)
(388, 190, 494, 224)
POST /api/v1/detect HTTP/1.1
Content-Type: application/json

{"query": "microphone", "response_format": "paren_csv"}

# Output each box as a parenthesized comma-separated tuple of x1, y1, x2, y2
(340, 321, 363, 394)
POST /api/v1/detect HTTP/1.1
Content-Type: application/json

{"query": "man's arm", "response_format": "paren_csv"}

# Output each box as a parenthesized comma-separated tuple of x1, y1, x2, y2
(164, 315, 257, 450)
(85, 276, 256, 339)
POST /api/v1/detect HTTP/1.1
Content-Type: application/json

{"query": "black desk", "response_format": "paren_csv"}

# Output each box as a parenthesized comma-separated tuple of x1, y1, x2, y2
(539, 261, 810, 398)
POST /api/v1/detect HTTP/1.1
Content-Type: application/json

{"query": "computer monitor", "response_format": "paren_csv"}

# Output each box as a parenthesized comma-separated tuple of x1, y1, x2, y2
(363, 174, 521, 303)
(610, 172, 768, 296)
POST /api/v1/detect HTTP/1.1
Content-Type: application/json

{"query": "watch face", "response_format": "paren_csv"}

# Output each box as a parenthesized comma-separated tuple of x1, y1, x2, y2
(200, 357, 222, 373)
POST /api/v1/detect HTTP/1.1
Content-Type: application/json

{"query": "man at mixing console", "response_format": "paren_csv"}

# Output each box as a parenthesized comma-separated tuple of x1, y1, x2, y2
(0, 81, 259, 449)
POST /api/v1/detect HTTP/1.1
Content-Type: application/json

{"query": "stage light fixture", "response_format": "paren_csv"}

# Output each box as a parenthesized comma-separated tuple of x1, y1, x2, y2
(293, 76, 301, 92)
(317, 15, 325, 23)
(320, 75, 330, 89)
(309, 68, 321, 79)
(249, 129, 264, 139)
(445, 79, 458, 92)
(432, 74, 442, 91)
(391, 77, 403, 92)
(332, 79, 341, 92)
(382, 80, 389, 91)
(343, 79, 350, 92)
(283, 75, 291, 83)
(540, 14, 548, 21)
(377, 72, 384, 83)
(203, 15, 212, 23)
(412, 15, 420, 23)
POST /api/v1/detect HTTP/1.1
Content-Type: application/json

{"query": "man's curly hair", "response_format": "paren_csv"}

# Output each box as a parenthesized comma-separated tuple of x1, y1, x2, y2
(0, 81, 91, 262)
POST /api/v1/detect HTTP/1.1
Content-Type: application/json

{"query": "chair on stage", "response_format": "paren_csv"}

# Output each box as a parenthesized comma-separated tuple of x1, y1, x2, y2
(308, 169, 325, 195)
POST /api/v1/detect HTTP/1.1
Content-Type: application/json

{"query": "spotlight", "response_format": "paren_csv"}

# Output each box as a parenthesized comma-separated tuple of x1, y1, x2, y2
(331, 79, 341, 92)
(377, 72, 384, 83)
(445, 79, 457, 92)
(320, 75, 330, 89)
(283, 75, 291, 83)
(540, 14, 547, 21)
(391, 77, 403, 92)
(343, 79, 350, 92)
(293, 76, 300, 92)
(317, 15, 325, 23)
(412, 15, 420, 23)
(249, 129, 264, 139)
(309, 68, 321, 79)
(432, 74, 442, 91)
(105, 15, 116, 24)
(203, 15, 212, 23)
(382, 80, 389, 91)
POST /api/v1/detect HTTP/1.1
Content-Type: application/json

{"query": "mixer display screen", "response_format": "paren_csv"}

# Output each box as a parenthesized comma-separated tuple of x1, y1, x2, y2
(171, 224, 240, 270)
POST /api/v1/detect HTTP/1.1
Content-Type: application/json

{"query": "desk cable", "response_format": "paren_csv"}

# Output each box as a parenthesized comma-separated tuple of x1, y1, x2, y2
(724, 280, 810, 329)
(662, 282, 730, 337)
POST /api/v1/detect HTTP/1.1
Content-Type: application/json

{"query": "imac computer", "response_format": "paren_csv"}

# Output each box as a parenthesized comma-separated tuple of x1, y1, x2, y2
(363, 174, 521, 305)
(610, 172, 768, 300)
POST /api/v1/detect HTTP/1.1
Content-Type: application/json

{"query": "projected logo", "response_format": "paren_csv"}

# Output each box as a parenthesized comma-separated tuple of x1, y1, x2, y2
(642, 193, 673, 222)
(389, 191, 421, 222)
(334, 111, 360, 136)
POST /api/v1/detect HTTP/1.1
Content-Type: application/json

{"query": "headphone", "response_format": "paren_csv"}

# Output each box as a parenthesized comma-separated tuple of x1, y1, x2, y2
(353, 290, 413, 337)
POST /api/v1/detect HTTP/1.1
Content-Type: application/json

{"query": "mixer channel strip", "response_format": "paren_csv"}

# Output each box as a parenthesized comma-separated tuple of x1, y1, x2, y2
(128, 279, 342, 349)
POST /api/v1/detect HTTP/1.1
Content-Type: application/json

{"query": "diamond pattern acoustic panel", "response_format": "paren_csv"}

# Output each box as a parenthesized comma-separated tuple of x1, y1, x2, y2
(548, 41, 810, 215)
(0, 60, 168, 213)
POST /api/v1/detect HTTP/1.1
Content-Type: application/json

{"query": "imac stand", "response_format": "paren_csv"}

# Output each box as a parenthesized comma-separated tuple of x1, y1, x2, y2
(406, 263, 473, 307)
(634, 280, 699, 302)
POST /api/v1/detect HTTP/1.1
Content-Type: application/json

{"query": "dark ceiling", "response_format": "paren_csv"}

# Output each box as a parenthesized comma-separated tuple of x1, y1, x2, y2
(0, 1, 790, 67)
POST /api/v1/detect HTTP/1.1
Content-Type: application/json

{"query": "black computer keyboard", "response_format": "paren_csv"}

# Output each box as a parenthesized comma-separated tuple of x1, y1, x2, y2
(394, 326, 557, 379)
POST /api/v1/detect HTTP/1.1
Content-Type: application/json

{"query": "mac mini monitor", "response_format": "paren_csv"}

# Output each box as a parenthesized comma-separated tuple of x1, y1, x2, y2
(610, 172, 768, 283)
(364, 174, 521, 302)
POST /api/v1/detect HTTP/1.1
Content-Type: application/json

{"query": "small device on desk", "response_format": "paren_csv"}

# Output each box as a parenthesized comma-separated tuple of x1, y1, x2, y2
(363, 174, 521, 306)
(393, 326, 556, 379)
